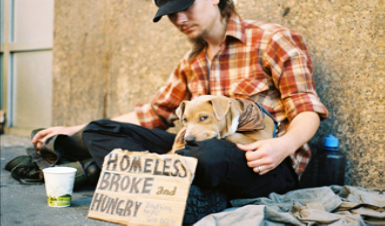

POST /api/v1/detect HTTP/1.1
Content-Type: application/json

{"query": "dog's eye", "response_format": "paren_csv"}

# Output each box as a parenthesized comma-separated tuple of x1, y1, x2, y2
(183, 118, 188, 124)
(199, 116, 208, 121)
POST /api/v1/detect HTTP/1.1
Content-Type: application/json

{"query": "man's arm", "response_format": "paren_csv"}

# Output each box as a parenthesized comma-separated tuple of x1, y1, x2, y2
(32, 111, 140, 149)
(237, 28, 327, 175)
(237, 111, 320, 175)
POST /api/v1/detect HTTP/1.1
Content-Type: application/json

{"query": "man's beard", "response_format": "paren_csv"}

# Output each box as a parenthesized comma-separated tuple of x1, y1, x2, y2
(188, 36, 205, 45)
(185, 29, 209, 62)
(187, 29, 208, 46)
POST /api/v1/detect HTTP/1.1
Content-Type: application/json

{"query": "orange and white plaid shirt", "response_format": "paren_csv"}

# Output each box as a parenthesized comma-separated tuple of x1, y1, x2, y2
(135, 14, 329, 176)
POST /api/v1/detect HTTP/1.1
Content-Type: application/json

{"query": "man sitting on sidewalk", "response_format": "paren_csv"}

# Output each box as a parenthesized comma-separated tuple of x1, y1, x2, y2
(33, 0, 328, 208)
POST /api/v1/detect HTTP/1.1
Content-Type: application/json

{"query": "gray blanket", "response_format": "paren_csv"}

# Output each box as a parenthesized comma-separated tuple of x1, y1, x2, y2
(195, 186, 384, 225)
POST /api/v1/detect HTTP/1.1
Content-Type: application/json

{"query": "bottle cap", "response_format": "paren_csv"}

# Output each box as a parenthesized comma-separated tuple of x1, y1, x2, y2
(324, 135, 339, 151)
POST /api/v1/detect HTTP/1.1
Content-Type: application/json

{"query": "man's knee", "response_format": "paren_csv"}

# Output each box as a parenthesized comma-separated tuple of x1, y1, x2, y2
(86, 119, 126, 130)
(176, 139, 238, 187)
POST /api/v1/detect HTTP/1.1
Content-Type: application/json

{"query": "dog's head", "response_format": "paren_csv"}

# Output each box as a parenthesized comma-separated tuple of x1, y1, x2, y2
(175, 95, 242, 142)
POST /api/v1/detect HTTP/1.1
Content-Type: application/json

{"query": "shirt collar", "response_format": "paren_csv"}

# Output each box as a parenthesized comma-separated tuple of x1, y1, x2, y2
(188, 14, 246, 63)
(225, 14, 247, 44)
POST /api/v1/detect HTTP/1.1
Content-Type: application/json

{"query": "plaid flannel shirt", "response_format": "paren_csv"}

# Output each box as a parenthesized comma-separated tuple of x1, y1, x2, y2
(135, 14, 329, 176)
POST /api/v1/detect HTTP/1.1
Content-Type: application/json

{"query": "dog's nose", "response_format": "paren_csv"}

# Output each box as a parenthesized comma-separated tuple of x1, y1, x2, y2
(185, 136, 196, 143)
(185, 136, 197, 146)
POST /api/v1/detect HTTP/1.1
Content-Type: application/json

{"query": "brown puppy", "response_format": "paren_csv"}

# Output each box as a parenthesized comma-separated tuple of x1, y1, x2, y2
(170, 95, 275, 153)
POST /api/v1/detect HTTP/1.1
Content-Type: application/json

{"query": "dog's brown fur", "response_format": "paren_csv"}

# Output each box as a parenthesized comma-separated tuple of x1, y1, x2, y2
(169, 95, 275, 153)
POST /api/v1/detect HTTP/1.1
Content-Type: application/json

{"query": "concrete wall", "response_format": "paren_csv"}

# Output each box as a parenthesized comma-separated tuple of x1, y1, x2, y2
(52, 0, 384, 188)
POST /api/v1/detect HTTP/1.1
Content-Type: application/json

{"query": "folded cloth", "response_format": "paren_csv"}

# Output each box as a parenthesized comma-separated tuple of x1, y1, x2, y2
(195, 186, 384, 226)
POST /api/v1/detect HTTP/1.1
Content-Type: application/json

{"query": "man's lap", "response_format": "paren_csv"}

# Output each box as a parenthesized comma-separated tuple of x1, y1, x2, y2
(83, 119, 298, 199)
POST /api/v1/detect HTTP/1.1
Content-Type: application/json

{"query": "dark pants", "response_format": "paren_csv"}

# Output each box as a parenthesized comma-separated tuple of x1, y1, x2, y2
(83, 119, 299, 199)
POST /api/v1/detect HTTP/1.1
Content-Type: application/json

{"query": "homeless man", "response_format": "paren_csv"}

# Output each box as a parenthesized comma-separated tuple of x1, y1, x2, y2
(32, 0, 328, 200)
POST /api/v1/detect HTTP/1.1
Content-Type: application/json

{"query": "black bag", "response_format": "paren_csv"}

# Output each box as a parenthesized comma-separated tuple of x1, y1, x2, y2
(5, 128, 100, 189)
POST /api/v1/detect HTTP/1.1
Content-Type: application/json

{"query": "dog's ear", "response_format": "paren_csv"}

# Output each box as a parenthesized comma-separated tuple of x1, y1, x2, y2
(210, 96, 231, 120)
(227, 99, 242, 134)
(218, 99, 242, 138)
(176, 101, 188, 122)
(212, 97, 242, 138)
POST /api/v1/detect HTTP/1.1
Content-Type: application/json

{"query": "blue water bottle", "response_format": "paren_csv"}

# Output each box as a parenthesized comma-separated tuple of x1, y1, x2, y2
(312, 135, 346, 186)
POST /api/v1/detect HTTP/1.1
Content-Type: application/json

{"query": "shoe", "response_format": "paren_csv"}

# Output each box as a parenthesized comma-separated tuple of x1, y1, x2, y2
(5, 153, 43, 185)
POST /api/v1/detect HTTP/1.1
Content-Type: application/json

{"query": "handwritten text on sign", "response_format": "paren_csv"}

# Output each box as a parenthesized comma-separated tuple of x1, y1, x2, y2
(87, 149, 197, 226)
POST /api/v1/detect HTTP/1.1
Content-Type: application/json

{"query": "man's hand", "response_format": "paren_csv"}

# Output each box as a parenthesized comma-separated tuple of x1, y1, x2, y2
(31, 125, 84, 149)
(237, 111, 321, 175)
(237, 137, 293, 175)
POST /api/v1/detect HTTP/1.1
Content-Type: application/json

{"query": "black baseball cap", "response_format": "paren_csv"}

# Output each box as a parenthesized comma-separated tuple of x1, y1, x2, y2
(153, 0, 195, 23)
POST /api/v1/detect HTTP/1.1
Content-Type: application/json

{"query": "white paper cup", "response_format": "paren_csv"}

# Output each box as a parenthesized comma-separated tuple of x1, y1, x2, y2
(43, 167, 77, 207)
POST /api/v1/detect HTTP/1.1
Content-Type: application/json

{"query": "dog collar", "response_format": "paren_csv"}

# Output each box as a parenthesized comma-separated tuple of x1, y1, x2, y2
(255, 102, 279, 138)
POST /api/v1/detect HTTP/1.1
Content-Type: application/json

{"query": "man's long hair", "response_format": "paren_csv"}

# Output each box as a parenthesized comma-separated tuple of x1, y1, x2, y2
(188, 0, 238, 61)
(218, 0, 238, 21)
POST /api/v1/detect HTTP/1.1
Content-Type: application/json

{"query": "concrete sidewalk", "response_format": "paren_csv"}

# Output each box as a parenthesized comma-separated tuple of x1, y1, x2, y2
(0, 135, 117, 226)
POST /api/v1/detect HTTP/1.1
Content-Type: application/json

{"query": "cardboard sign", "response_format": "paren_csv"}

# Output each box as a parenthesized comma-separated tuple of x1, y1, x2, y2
(88, 149, 197, 226)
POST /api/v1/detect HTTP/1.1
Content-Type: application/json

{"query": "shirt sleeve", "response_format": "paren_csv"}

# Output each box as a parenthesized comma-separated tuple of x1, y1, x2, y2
(262, 29, 329, 121)
(134, 58, 191, 129)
